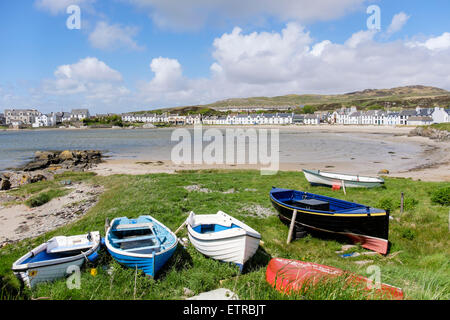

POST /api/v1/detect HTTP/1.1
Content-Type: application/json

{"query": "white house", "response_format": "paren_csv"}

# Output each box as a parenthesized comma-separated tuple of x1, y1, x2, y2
(304, 114, 320, 125)
(186, 114, 202, 124)
(383, 112, 401, 126)
(399, 110, 416, 125)
(32, 113, 56, 127)
(71, 109, 90, 121)
(432, 107, 450, 123)
(4, 109, 41, 125)
(407, 116, 433, 126)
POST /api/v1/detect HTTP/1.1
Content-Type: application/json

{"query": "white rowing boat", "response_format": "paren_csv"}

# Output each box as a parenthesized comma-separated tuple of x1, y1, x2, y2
(303, 169, 385, 188)
(12, 232, 101, 288)
(186, 211, 261, 271)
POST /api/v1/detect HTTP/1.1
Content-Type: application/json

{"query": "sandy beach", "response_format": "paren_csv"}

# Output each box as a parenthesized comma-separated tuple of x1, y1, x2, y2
(90, 125, 450, 182)
(0, 182, 104, 246)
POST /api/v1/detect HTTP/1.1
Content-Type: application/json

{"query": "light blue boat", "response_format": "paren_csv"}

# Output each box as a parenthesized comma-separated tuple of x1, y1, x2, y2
(105, 216, 178, 278)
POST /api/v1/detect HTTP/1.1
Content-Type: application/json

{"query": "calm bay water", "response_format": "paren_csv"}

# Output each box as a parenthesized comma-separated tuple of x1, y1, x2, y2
(0, 128, 423, 171)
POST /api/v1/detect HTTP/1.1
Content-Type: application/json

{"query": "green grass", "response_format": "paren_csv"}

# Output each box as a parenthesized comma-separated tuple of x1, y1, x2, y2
(0, 170, 449, 300)
(24, 189, 70, 207)
(429, 123, 450, 133)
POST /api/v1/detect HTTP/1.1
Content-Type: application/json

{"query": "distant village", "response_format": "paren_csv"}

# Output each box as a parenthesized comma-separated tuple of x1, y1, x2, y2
(1, 105, 449, 129)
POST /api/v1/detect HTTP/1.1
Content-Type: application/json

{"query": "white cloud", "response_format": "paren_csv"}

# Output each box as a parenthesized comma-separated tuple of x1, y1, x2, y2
(126, 0, 366, 30)
(88, 21, 143, 51)
(35, 0, 96, 15)
(136, 24, 450, 108)
(42, 57, 129, 107)
(387, 12, 410, 35)
(53, 57, 123, 82)
(407, 32, 450, 51)
(345, 29, 377, 48)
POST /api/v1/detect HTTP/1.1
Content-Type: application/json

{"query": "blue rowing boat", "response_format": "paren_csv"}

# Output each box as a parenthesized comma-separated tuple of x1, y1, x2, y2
(270, 187, 389, 254)
(105, 216, 178, 278)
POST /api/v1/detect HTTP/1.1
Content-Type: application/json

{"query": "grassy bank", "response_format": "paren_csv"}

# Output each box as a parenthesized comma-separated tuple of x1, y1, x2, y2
(1, 170, 449, 300)
(429, 123, 450, 133)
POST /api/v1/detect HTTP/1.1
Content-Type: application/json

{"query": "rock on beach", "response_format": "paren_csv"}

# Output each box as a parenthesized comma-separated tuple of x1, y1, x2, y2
(0, 150, 102, 190)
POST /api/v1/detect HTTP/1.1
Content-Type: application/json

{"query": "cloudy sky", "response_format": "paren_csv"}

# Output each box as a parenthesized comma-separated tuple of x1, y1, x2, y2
(1, 0, 449, 114)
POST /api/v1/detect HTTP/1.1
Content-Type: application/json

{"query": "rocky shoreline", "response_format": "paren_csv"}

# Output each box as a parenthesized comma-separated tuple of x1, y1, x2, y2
(0, 150, 104, 247)
(0, 150, 102, 191)
(409, 127, 450, 141)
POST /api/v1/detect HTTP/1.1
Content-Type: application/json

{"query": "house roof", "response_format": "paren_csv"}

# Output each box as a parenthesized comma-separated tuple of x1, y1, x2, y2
(408, 116, 433, 121)
(71, 109, 90, 115)
(399, 110, 417, 116)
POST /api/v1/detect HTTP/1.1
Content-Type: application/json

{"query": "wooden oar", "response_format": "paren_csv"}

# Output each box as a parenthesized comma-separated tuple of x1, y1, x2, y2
(287, 209, 298, 244)
(174, 220, 187, 235)
(104, 218, 110, 235)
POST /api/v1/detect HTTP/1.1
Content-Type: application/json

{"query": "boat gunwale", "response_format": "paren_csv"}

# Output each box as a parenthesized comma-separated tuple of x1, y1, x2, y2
(186, 211, 262, 240)
(270, 188, 387, 217)
(187, 225, 261, 242)
(105, 215, 178, 259)
(12, 232, 101, 272)
(303, 169, 385, 184)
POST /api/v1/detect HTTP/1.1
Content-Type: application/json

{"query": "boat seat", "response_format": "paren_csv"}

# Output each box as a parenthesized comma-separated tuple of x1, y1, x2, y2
(123, 244, 160, 252)
(111, 235, 157, 244)
(115, 222, 154, 232)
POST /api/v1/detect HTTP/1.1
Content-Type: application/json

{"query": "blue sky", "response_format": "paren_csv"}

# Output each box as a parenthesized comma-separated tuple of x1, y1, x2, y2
(0, 0, 449, 114)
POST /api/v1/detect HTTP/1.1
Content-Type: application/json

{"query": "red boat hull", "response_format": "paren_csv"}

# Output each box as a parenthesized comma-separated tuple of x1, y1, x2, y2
(266, 258, 403, 300)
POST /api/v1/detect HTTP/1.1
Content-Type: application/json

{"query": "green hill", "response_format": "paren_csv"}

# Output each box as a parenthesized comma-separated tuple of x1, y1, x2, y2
(133, 85, 450, 115)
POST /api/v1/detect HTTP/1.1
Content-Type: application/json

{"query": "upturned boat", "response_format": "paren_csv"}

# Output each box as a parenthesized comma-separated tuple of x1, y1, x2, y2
(266, 258, 403, 300)
(105, 216, 178, 278)
(270, 187, 389, 254)
(186, 211, 261, 271)
(12, 231, 101, 288)
(303, 169, 385, 188)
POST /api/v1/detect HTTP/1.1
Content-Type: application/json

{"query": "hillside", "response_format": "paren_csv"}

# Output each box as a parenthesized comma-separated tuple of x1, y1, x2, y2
(133, 85, 450, 115)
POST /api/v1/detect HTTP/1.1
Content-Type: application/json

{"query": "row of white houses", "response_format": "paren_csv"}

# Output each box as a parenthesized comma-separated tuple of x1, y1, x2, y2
(121, 112, 317, 125)
(122, 106, 450, 126)
(330, 106, 449, 126)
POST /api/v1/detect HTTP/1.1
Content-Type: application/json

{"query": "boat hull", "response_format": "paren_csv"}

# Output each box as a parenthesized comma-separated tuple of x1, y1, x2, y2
(14, 258, 85, 288)
(12, 232, 101, 288)
(187, 230, 260, 267)
(186, 211, 261, 269)
(107, 244, 177, 277)
(105, 216, 178, 278)
(266, 258, 403, 300)
(303, 169, 384, 188)
(270, 188, 389, 254)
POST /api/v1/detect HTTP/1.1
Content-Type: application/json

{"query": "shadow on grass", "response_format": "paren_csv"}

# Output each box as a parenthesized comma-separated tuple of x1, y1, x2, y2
(243, 246, 272, 274)
(0, 275, 27, 300)
(156, 245, 193, 280)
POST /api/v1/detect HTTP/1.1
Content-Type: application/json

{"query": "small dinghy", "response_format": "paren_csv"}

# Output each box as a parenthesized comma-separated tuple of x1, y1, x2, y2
(105, 216, 178, 278)
(266, 258, 403, 300)
(270, 187, 389, 254)
(186, 211, 261, 271)
(12, 232, 101, 288)
(303, 169, 385, 188)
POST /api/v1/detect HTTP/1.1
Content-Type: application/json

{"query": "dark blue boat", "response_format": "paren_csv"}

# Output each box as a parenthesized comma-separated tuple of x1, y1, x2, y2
(105, 216, 178, 277)
(270, 187, 389, 254)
